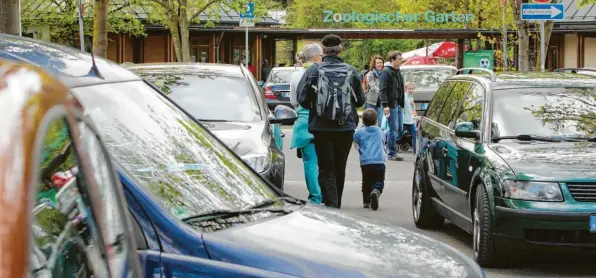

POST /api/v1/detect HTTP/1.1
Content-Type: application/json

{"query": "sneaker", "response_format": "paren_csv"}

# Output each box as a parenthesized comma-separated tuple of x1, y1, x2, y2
(370, 189, 381, 210)
(388, 155, 404, 161)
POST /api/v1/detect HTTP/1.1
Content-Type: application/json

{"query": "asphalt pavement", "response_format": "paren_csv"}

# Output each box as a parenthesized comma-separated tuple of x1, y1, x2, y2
(280, 125, 596, 278)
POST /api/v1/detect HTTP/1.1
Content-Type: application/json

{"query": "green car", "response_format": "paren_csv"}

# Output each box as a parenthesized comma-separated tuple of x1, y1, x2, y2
(412, 68, 596, 267)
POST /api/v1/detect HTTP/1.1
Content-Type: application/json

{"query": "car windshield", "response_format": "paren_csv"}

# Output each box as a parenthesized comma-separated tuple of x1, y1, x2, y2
(134, 71, 261, 122)
(71, 81, 278, 220)
(401, 68, 455, 88)
(266, 69, 299, 84)
(492, 87, 596, 139)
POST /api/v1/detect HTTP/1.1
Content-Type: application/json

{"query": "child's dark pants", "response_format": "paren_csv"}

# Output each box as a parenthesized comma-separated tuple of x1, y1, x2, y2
(361, 164, 386, 204)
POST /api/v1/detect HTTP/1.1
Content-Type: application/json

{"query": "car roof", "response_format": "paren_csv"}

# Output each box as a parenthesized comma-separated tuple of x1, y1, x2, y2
(450, 71, 596, 90)
(400, 65, 458, 71)
(0, 60, 77, 277)
(271, 66, 302, 71)
(123, 62, 247, 79)
(0, 34, 141, 88)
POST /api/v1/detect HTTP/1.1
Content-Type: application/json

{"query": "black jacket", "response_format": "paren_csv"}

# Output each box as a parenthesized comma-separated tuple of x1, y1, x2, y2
(378, 65, 405, 108)
(297, 55, 365, 132)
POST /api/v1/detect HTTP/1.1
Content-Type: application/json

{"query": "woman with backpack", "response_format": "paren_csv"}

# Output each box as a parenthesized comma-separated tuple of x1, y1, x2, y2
(363, 55, 385, 127)
(289, 44, 323, 204)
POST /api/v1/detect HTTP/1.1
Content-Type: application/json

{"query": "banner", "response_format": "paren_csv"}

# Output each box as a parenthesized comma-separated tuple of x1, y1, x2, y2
(463, 50, 494, 70)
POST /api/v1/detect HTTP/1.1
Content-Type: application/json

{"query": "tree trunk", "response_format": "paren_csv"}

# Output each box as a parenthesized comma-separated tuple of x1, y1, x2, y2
(92, 0, 109, 58)
(0, 0, 20, 35)
(180, 14, 191, 62)
(535, 21, 555, 70)
(512, 0, 530, 72)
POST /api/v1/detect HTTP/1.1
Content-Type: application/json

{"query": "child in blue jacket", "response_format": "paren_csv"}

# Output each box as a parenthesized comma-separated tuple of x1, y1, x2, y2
(353, 108, 387, 210)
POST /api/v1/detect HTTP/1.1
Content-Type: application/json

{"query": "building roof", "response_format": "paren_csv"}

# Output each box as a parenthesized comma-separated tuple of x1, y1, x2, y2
(561, 0, 596, 22)
(168, 27, 502, 39)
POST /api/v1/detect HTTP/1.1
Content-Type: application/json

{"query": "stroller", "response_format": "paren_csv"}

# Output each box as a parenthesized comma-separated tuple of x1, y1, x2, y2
(380, 114, 414, 152)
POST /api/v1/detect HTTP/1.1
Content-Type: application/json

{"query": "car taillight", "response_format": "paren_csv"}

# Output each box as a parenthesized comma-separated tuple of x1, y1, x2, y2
(264, 86, 275, 99)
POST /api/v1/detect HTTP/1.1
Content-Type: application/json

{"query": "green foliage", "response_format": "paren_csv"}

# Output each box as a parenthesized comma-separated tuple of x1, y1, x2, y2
(525, 88, 596, 135)
(578, 0, 596, 8)
(21, 0, 145, 47)
(342, 39, 423, 69)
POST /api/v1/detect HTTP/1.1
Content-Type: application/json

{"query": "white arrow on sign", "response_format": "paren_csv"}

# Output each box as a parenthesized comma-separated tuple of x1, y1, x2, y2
(523, 5, 563, 18)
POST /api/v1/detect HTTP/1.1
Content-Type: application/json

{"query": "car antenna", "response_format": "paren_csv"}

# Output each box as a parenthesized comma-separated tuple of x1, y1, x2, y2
(86, 41, 104, 79)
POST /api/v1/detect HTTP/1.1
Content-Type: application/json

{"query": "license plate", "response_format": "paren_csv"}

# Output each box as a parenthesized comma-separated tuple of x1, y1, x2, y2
(282, 92, 290, 98)
(590, 215, 596, 233)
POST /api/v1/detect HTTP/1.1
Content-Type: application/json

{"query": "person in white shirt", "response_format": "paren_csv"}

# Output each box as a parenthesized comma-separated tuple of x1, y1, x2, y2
(402, 81, 418, 154)
(289, 44, 323, 204)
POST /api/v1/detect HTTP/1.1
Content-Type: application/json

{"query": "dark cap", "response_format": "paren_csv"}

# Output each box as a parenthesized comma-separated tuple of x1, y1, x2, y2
(321, 34, 342, 47)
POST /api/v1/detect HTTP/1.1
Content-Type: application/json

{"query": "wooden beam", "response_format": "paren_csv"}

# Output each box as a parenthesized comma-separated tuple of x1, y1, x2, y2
(457, 39, 465, 68)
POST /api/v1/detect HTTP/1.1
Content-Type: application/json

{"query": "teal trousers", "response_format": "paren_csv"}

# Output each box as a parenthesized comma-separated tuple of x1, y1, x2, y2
(300, 142, 322, 204)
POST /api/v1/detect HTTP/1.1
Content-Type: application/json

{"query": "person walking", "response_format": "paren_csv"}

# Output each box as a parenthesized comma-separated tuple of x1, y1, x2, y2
(379, 51, 405, 161)
(262, 59, 272, 82)
(363, 55, 385, 127)
(289, 44, 323, 204)
(353, 108, 386, 210)
(403, 81, 418, 154)
(297, 34, 365, 208)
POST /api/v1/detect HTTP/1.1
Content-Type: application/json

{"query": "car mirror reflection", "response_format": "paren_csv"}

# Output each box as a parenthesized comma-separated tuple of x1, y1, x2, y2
(270, 106, 298, 124)
(454, 122, 480, 140)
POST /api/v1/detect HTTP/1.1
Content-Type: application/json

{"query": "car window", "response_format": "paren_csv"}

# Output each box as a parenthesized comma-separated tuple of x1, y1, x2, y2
(425, 81, 456, 121)
(436, 81, 472, 127)
(401, 68, 456, 88)
(76, 120, 136, 277)
(71, 81, 279, 222)
(492, 87, 595, 138)
(31, 118, 109, 277)
(451, 84, 485, 131)
(266, 69, 298, 84)
(136, 72, 261, 122)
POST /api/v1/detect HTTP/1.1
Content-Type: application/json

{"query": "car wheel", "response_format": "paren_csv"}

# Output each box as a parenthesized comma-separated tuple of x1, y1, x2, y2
(473, 184, 500, 267)
(412, 163, 444, 229)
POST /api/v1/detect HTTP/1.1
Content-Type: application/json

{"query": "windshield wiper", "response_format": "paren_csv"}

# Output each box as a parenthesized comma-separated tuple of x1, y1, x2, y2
(492, 135, 562, 143)
(562, 136, 596, 142)
(182, 196, 304, 223)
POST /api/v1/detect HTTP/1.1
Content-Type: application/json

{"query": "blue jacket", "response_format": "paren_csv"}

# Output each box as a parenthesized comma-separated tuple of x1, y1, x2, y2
(354, 125, 387, 166)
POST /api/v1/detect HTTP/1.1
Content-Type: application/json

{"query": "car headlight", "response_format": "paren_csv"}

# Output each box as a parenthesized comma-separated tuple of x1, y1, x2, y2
(503, 180, 563, 202)
(241, 152, 271, 173)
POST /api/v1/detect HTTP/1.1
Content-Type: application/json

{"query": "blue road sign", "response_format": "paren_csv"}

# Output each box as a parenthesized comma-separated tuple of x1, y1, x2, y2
(521, 3, 565, 21)
(240, 3, 255, 18)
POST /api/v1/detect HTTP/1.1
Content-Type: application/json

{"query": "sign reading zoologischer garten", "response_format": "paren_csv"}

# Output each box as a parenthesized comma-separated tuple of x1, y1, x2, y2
(323, 10, 476, 24)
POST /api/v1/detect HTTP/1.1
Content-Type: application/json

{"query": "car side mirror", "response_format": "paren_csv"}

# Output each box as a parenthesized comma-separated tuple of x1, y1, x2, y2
(270, 105, 297, 124)
(257, 81, 264, 87)
(454, 122, 480, 140)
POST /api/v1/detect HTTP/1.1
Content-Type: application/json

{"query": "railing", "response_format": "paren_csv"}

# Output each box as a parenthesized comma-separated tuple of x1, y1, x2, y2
(455, 67, 496, 82)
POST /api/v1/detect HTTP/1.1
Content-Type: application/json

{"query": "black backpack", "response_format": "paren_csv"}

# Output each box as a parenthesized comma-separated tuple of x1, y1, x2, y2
(314, 63, 357, 125)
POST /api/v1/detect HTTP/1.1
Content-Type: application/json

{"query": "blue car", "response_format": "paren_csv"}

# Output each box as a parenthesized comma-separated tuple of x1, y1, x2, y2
(0, 35, 485, 278)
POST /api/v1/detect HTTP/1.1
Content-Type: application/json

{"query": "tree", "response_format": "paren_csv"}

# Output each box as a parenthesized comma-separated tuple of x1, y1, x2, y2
(0, 0, 20, 35)
(93, 0, 109, 58)
(21, 0, 145, 50)
(138, 0, 274, 62)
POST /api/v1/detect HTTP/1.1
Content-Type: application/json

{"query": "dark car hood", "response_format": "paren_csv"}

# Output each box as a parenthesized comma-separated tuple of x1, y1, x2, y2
(202, 205, 484, 278)
(490, 141, 596, 181)
(201, 121, 266, 157)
